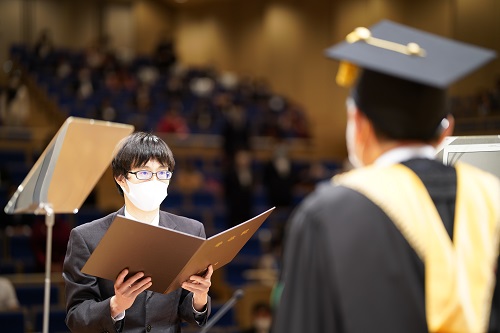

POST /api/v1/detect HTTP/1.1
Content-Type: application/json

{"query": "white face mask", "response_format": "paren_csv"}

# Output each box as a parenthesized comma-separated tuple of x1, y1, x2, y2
(346, 99, 363, 169)
(254, 317, 272, 332)
(122, 179, 169, 212)
(346, 119, 363, 169)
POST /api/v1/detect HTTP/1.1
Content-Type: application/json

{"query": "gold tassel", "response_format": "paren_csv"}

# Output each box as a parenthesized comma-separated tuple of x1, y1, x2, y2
(336, 61, 359, 87)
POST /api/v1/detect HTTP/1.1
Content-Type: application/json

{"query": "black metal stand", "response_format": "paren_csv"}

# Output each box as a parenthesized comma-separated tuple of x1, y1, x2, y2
(199, 289, 244, 333)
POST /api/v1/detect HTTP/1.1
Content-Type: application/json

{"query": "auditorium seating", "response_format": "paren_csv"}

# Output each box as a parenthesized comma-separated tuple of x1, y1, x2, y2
(34, 306, 69, 333)
(210, 301, 238, 327)
(1, 42, 344, 331)
(15, 285, 60, 308)
(9, 43, 313, 140)
(0, 310, 26, 333)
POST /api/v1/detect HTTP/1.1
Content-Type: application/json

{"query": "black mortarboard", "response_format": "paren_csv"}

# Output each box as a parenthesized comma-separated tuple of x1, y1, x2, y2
(325, 20, 496, 140)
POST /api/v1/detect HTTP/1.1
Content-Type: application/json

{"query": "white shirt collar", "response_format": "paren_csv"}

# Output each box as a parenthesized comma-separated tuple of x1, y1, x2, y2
(124, 207, 160, 227)
(374, 145, 436, 167)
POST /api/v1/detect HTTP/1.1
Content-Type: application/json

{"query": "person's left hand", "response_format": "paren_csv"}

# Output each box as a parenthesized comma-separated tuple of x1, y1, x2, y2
(182, 265, 213, 311)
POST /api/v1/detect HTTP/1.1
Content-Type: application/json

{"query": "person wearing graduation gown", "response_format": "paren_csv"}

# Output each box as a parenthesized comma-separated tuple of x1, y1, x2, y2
(273, 20, 500, 333)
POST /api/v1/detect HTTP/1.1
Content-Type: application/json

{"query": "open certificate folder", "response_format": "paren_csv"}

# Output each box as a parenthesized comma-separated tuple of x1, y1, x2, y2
(81, 207, 275, 294)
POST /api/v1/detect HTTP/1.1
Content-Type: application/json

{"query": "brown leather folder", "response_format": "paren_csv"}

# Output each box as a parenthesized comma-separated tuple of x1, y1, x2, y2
(81, 207, 275, 294)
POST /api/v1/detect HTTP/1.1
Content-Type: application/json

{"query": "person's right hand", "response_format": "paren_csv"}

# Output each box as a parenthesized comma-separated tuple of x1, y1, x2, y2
(110, 269, 152, 317)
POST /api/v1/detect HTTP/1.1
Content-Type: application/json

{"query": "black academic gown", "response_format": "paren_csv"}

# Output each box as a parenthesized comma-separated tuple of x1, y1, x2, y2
(273, 159, 500, 333)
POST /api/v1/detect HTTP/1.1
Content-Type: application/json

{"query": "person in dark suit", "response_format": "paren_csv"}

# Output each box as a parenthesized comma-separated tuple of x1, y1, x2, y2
(262, 143, 296, 209)
(273, 21, 500, 333)
(223, 149, 255, 228)
(63, 132, 212, 333)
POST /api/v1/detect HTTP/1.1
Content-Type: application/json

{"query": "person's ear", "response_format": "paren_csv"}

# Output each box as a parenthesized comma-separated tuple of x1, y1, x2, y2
(442, 114, 455, 138)
(435, 114, 455, 147)
(353, 108, 375, 147)
(115, 174, 126, 188)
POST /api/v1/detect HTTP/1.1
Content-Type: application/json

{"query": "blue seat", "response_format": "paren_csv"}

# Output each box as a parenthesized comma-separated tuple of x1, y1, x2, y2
(191, 190, 216, 208)
(0, 259, 17, 274)
(252, 188, 268, 208)
(210, 302, 237, 327)
(0, 231, 4, 256)
(224, 261, 254, 288)
(34, 307, 69, 333)
(292, 192, 306, 205)
(75, 208, 103, 226)
(161, 190, 184, 209)
(8, 234, 35, 262)
(0, 310, 26, 333)
(5, 162, 30, 184)
(0, 150, 26, 164)
(16, 285, 60, 308)
(213, 213, 227, 231)
(239, 236, 262, 257)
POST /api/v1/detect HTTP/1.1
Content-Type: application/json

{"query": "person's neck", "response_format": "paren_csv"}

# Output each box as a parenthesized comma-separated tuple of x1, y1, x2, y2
(364, 140, 430, 166)
(124, 200, 159, 223)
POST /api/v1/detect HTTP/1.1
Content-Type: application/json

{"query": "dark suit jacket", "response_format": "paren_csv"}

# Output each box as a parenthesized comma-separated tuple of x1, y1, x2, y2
(63, 207, 211, 333)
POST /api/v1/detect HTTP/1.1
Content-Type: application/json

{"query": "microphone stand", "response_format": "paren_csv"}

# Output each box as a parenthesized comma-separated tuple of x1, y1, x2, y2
(199, 289, 244, 333)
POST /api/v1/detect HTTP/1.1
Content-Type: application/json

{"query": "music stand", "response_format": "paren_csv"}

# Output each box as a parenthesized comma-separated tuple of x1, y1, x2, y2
(4, 117, 134, 333)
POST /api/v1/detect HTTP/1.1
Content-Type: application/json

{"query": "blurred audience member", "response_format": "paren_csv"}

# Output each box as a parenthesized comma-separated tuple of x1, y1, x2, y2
(218, 71, 239, 92)
(112, 66, 136, 92)
(175, 158, 205, 195)
(492, 75, 500, 111)
(476, 89, 493, 116)
(56, 56, 72, 80)
(73, 67, 94, 100)
(33, 29, 53, 61)
(258, 105, 283, 139)
(134, 82, 153, 113)
(282, 103, 311, 139)
(263, 143, 296, 209)
(222, 104, 251, 163)
(104, 70, 121, 93)
(189, 98, 216, 134)
(84, 35, 113, 73)
(154, 36, 177, 72)
(165, 73, 186, 101)
(224, 149, 255, 227)
(31, 215, 71, 273)
(190, 77, 215, 99)
(0, 70, 29, 126)
(252, 78, 272, 102)
(137, 66, 159, 87)
(129, 82, 153, 131)
(242, 302, 273, 333)
(0, 278, 20, 311)
(156, 105, 190, 138)
(92, 98, 117, 122)
(297, 161, 333, 193)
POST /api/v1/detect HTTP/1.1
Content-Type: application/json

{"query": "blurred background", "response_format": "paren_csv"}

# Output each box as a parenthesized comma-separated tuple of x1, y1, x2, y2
(0, 0, 499, 332)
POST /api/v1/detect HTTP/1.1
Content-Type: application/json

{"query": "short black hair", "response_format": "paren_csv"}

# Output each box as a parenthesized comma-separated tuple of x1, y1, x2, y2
(251, 301, 272, 315)
(352, 69, 448, 141)
(112, 132, 175, 196)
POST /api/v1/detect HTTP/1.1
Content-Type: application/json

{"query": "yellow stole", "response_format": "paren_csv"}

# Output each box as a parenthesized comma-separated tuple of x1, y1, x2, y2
(334, 163, 500, 332)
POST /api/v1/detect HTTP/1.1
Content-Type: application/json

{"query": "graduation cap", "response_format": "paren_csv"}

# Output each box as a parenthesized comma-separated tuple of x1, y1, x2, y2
(325, 20, 497, 140)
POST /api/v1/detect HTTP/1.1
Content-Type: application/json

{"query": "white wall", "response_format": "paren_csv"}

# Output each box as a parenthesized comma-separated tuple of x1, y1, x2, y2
(104, 2, 135, 60)
(0, 0, 23, 68)
(33, 0, 100, 50)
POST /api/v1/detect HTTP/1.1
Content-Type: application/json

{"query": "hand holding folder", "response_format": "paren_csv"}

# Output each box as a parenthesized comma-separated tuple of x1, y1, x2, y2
(82, 207, 275, 294)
